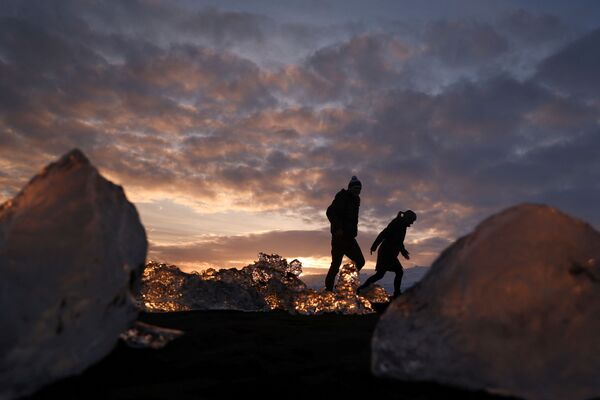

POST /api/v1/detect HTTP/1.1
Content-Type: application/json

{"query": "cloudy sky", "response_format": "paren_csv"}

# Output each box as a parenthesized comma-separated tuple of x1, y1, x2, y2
(1, 0, 599, 272)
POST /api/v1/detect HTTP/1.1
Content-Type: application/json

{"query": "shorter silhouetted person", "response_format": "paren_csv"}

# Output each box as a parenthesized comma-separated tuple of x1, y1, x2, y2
(358, 210, 417, 298)
(325, 176, 365, 291)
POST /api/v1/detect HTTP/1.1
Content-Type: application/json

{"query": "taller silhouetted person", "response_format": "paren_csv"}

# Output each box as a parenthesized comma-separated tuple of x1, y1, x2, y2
(325, 176, 365, 291)
(358, 210, 417, 298)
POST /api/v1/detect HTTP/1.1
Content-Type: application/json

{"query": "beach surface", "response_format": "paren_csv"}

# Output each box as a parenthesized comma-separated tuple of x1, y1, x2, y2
(29, 310, 515, 399)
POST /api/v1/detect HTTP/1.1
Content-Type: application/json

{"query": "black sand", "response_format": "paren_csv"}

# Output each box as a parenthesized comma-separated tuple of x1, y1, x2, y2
(30, 310, 516, 399)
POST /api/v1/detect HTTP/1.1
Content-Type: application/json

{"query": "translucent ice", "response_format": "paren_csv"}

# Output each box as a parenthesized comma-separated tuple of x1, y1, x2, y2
(139, 254, 390, 315)
(373, 204, 600, 400)
(0, 149, 147, 399)
(140, 261, 268, 312)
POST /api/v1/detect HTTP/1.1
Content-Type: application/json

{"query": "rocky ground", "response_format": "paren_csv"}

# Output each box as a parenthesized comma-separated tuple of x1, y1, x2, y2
(29, 309, 517, 400)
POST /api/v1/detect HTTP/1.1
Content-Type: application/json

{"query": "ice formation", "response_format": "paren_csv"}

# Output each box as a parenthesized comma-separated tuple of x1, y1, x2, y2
(0, 149, 147, 400)
(292, 263, 389, 315)
(140, 258, 271, 312)
(372, 204, 600, 400)
(140, 253, 390, 315)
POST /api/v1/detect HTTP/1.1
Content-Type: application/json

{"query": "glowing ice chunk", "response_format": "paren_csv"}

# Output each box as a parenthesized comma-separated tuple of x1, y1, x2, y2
(140, 261, 267, 312)
(139, 254, 391, 315)
(0, 149, 147, 399)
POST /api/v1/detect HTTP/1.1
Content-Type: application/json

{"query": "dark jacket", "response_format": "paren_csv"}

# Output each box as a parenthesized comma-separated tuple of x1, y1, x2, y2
(326, 189, 360, 238)
(371, 217, 407, 257)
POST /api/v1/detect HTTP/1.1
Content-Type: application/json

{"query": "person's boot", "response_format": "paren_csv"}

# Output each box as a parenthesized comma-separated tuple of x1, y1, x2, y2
(325, 270, 337, 292)
(357, 282, 372, 295)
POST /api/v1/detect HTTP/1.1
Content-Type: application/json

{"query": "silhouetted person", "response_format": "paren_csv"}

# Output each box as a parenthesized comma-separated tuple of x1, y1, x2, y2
(358, 210, 417, 298)
(325, 176, 365, 291)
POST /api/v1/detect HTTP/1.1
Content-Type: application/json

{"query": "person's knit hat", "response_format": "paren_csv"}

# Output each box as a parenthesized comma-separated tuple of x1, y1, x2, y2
(348, 175, 362, 190)
(399, 209, 417, 222)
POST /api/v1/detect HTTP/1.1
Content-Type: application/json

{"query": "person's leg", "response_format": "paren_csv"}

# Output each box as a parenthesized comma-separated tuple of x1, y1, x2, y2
(325, 237, 344, 291)
(345, 238, 365, 271)
(393, 260, 404, 297)
(358, 248, 390, 292)
(358, 270, 385, 291)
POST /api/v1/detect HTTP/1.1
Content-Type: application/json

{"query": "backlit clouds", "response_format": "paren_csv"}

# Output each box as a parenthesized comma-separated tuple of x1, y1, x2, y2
(1, 1, 598, 271)
(148, 228, 449, 271)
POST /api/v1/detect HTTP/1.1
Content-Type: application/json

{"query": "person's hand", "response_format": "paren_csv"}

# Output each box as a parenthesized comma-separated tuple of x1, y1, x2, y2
(370, 247, 376, 255)
(401, 249, 410, 260)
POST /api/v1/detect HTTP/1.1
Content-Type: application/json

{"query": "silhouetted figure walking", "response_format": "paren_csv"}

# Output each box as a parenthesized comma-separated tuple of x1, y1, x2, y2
(358, 210, 417, 298)
(325, 176, 365, 291)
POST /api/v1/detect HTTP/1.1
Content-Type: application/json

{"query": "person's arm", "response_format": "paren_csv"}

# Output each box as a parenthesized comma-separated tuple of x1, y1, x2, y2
(370, 226, 389, 254)
(399, 228, 409, 259)
(400, 245, 410, 259)
(327, 195, 345, 235)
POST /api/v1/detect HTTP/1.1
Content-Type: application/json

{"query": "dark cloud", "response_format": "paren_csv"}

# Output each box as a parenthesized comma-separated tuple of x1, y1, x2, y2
(430, 77, 547, 137)
(424, 19, 509, 67)
(306, 34, 410, 93)
(498, 9, 566, 44)
(536, 27, 600, 99)
(181, 7, 269, 46)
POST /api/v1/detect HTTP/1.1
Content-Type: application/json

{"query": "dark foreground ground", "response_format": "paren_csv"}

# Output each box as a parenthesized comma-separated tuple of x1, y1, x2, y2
(30, 309, 517, 400)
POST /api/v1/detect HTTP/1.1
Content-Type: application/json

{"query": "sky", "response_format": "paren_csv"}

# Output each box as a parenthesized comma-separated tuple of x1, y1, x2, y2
(1, 0, 599, 272)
